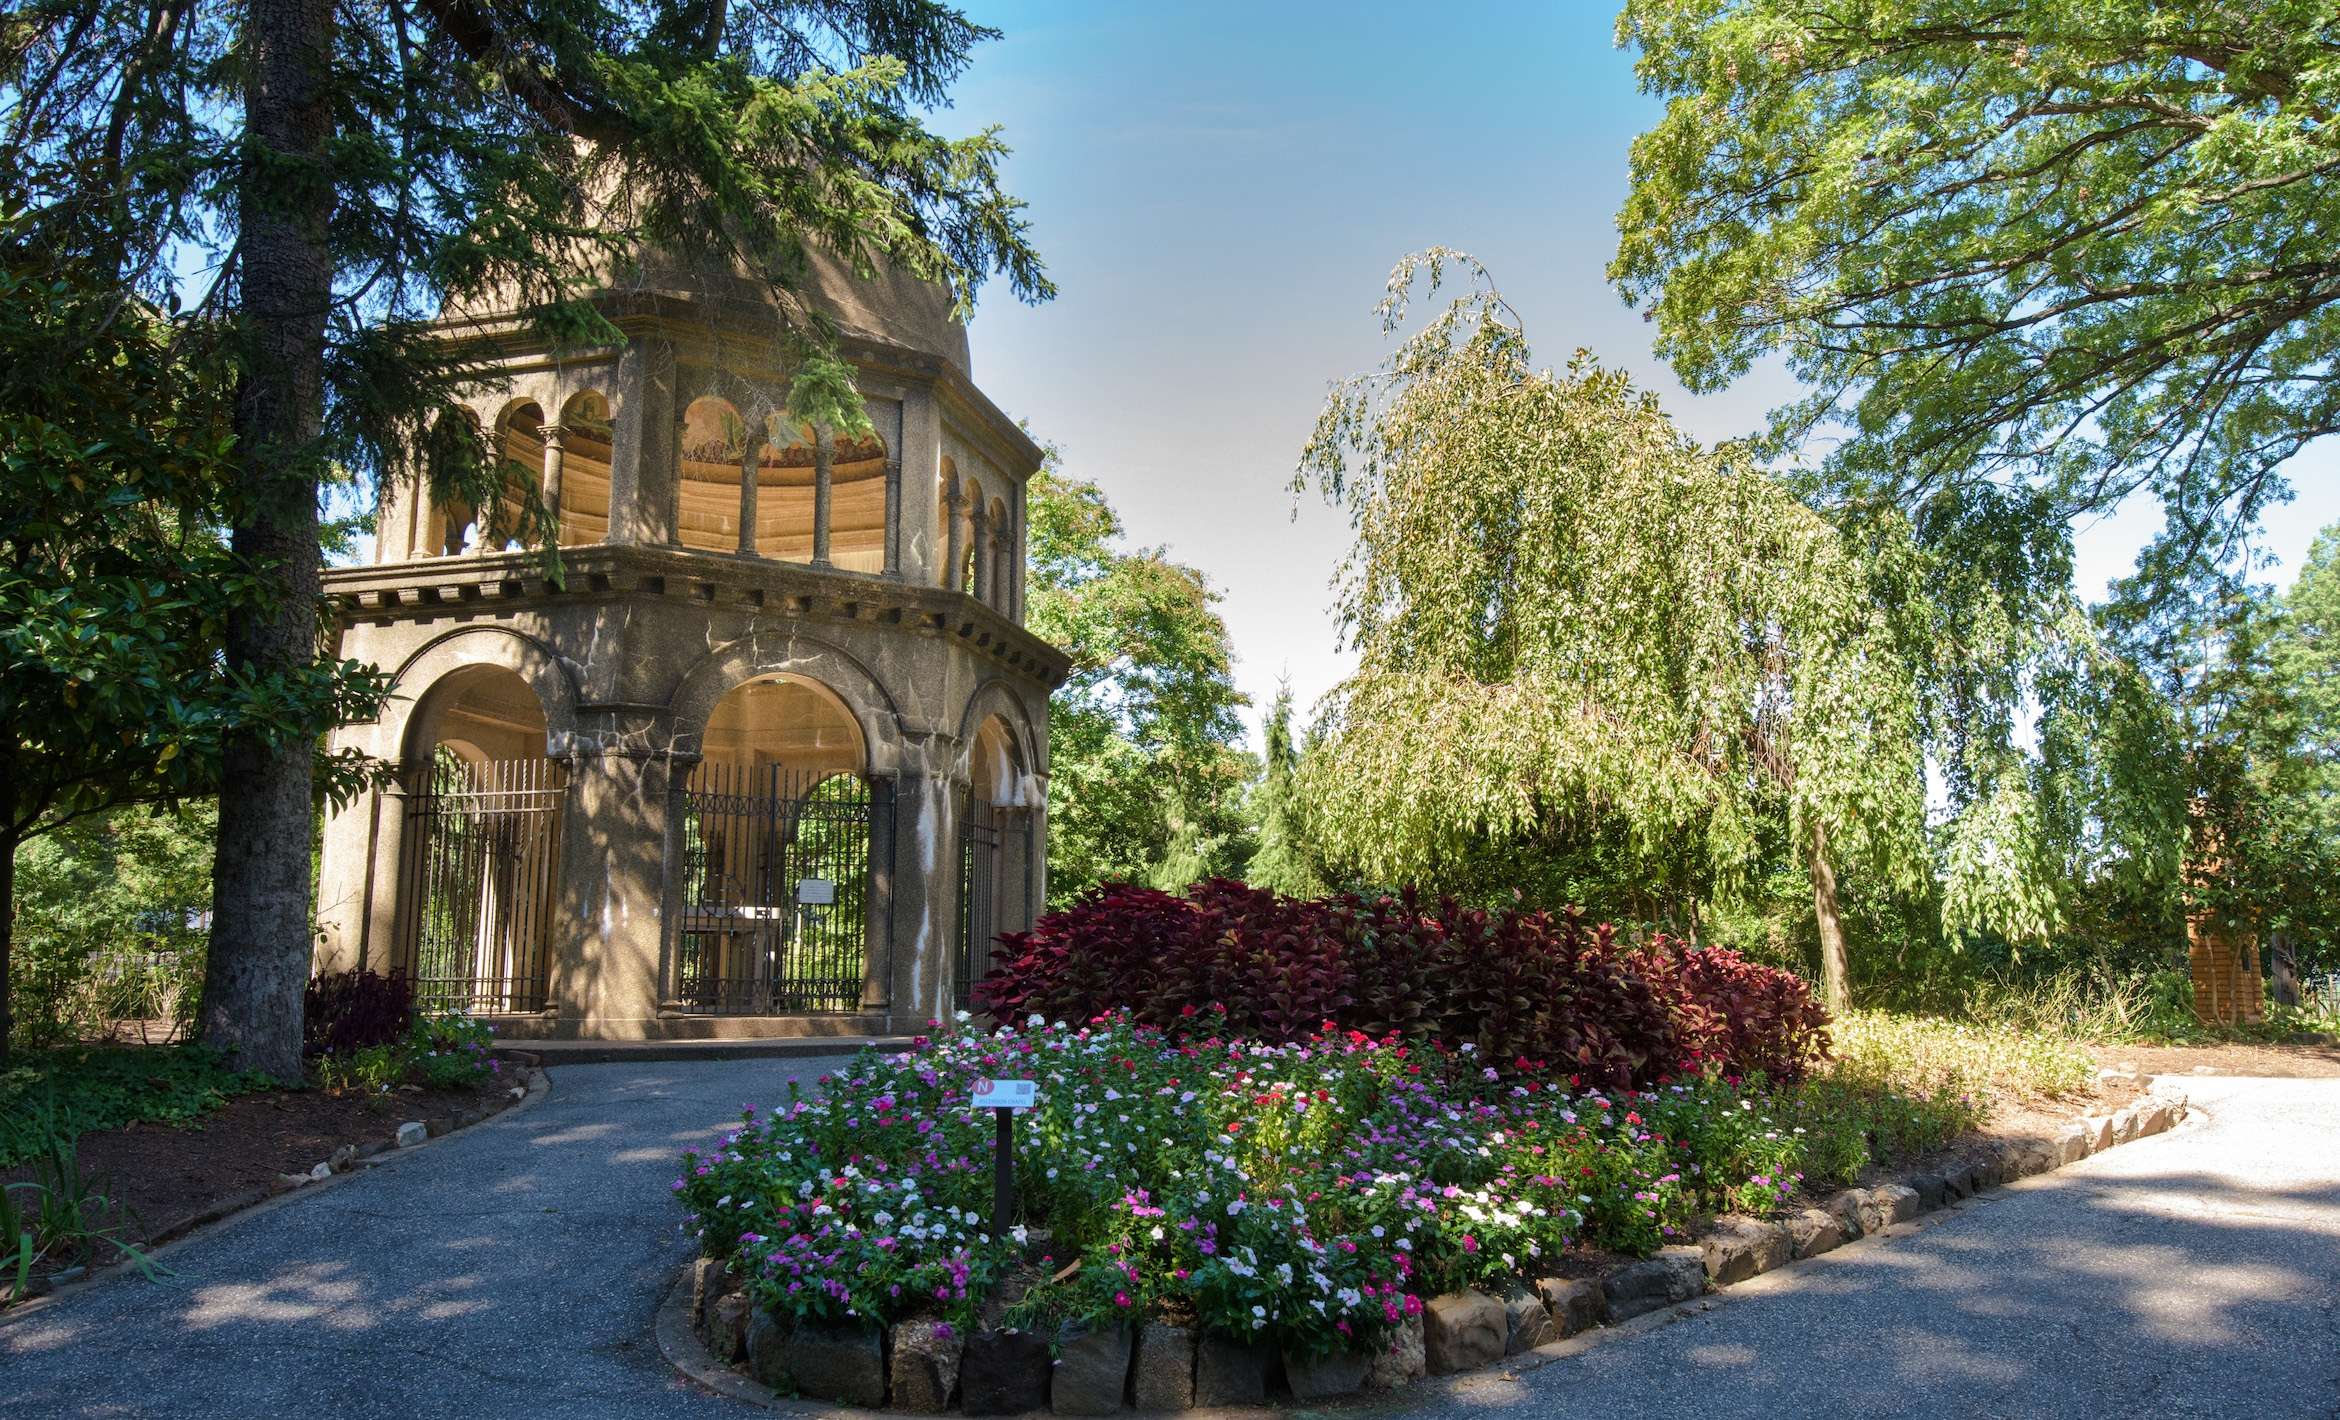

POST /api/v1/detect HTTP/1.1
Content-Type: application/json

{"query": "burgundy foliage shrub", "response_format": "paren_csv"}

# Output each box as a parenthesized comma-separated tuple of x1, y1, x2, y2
(304, 968, 417, 1057)
(975, 881, 1827, 1087)
(1650, 940, 1833, 1082)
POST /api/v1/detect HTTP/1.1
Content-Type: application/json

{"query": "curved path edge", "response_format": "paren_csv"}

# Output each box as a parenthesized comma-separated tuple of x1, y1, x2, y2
(1, 1059, 555, 1322)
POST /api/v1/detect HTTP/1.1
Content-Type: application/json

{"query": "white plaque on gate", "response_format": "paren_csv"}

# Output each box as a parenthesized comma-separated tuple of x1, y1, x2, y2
(796, 877, 836, 905)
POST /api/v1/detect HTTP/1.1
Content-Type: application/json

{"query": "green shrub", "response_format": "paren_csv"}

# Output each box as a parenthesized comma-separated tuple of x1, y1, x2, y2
(0, 1045, 271, 1167)
(8, 805, 214, 1049)
(315, 1014, 499, 1094)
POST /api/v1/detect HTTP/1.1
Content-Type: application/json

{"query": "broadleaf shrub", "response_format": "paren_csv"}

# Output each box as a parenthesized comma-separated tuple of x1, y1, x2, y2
(303, 969, 416, 1058)
(975, 880, 1827, 1084)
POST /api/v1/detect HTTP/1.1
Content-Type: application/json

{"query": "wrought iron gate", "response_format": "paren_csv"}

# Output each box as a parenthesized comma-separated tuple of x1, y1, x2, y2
(955, 803, 1031, 1008)
(395, 752, 565, 1013)
(672, 764, 877, 1014)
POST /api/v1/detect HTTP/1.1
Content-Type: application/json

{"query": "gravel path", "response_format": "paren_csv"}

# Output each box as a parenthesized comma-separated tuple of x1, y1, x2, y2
(6, 1067, 2333, 1419)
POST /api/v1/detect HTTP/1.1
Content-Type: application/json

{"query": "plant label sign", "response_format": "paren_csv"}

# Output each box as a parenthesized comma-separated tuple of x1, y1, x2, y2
(971, 1078, 1037, 1112)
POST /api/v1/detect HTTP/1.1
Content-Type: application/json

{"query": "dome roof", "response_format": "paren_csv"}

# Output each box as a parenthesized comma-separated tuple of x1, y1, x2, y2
(615, 241, 972, 376)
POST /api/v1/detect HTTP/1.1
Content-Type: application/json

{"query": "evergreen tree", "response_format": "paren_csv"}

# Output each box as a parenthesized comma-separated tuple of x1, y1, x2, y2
(6, 0, 1049, 1076)
(1244, 681, 1325, 897)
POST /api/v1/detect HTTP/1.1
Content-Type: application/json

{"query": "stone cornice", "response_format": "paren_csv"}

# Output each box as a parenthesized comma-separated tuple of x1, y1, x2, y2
(325, 543, 1070, 690)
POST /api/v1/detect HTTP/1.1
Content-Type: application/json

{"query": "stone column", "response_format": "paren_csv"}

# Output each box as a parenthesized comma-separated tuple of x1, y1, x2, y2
(862, 774, 897, 1011)
(1008, 483, 1026, 621)
(896, 386, 943, 585)
(881, 400, 905, 578)
(883, 733, 963, 1029)
(377, 465, 422, 565)
(550, 744, 680, 1038)
(943, 478, 966, 595)
(607, 336, 679, 547)
(540, 423, 566, 541)
(990, 518, 1010, 610)
(314, 777, 392, 973)
(736, 445, 759, 556)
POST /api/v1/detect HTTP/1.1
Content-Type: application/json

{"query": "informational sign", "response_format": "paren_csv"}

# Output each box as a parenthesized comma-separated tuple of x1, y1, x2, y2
(796, 877, 836, 906)
(971, 1078, 1037, 1111)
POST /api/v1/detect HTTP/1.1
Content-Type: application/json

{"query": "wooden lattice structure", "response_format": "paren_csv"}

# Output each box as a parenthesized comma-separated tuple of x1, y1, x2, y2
(2184, 794, 2265, 1026)
(2187, 917, 2265, 1025)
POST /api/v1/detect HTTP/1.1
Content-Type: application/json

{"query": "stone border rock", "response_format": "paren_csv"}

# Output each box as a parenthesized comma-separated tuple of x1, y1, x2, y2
(659, 1083, 2191, 1415)
(1, 1056, 552, 1313)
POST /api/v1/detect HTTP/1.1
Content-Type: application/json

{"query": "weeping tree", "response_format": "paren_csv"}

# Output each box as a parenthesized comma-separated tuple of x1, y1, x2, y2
(6, 0, 1049, 1077)
(1299, 251, 2192, 1006)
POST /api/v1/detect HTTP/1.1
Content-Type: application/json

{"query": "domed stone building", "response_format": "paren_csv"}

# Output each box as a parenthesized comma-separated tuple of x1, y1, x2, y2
(311, 253, 1066, 1039)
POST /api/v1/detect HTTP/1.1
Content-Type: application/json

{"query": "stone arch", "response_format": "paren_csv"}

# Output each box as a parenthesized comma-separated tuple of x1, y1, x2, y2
(665, 632, 905, 776)
(379, 626, 582, 767)
(419, 406, 484, 557)
(956, 678, 1043, 781)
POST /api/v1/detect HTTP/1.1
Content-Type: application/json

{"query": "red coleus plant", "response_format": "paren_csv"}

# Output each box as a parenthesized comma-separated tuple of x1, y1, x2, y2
(973, 880, 1827, 1086)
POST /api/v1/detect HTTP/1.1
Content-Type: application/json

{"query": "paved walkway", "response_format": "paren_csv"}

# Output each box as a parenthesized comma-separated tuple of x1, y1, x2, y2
(4, 1068, 2335, 1419)
(2, 1057, 842, 1420)
(1399, 1074, 2340, 1420)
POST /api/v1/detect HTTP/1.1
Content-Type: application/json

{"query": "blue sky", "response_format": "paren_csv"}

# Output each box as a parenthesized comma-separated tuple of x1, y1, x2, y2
(943, 1, 2340, 749)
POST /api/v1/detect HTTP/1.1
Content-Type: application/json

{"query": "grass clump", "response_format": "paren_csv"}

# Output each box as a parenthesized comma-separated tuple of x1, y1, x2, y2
(1829, 1009, 2096, 1106)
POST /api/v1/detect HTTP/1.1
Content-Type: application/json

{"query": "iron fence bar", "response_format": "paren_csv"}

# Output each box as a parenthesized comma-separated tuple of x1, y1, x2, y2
(670, 760, 878, 1015)
(395, 755, 565, 1015)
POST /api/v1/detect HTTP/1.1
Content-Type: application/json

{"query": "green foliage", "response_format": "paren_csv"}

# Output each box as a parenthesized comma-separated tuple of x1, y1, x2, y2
(0, 1045, 273, 1168)
(1296, 250, 1931, 933)
(8, 804, 215, 1050)
(1025, 457, 1254, 903)
(313, 1013, 501, 1094)
(1614, 0, 2340, 597)
(1241, 683, 1328, 897)
(1, 1135, 160, 1302)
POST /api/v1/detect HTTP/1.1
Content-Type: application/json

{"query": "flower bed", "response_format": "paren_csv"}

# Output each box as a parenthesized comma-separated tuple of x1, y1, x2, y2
(676, 1013, 1918, 1391)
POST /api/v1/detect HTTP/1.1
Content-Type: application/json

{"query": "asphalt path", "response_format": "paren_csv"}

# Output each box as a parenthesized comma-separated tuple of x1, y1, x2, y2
(1390, 1074, 2340, 1420)
(5, 1066, 2334, 1419)
(1, 1057, 839, 1420)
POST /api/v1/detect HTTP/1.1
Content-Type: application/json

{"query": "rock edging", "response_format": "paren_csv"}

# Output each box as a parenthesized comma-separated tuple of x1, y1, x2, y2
(663, 1084, 2190, 1414)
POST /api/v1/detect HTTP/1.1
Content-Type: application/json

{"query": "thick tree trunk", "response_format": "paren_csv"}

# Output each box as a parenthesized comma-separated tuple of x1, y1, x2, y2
(2270, 927, 2299, 1008)
(199, 0, 335, 1083)
(1807, 821, 1850, 1014)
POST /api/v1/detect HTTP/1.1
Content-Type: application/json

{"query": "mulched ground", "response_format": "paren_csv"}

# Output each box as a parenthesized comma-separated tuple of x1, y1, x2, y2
(3, 1077, 513, 1260)
(2090, 1040, 2340, 1079)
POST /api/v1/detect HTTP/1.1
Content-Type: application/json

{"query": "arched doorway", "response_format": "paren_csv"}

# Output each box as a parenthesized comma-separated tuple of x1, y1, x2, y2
(957, 714, 1033, 1006)
(394, 664, 565, 1013)
(671, 675, 880, 1014)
